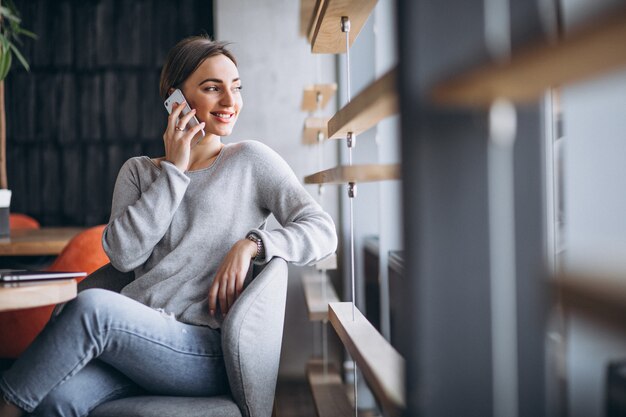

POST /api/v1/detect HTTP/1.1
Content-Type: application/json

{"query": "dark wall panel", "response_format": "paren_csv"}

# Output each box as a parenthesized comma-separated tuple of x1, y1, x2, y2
(6, 0, 214, 226)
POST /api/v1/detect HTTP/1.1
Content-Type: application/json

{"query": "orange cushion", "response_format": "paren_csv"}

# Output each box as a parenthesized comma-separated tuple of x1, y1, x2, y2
(0, 225, 110, 358)
(9, 213, 40, 230)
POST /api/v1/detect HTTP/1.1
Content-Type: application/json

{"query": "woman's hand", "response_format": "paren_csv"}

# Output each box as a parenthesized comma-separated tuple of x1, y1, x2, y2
(163, 101, 205, 172)
(208, 239, 258, 316)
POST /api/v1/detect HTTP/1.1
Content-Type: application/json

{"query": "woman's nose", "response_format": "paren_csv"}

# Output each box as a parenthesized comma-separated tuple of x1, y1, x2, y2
(220, 89, 235, 107)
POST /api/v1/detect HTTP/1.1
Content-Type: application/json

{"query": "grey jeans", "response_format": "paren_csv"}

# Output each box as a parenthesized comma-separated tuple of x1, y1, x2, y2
(0, 289, 229, 417)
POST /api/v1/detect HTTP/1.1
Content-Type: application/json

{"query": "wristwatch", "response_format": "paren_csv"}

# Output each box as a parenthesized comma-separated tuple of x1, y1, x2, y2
(246, 233, 265, 261)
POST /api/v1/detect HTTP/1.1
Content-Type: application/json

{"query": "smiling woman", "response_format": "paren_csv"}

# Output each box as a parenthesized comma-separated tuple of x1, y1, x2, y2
(0, 35, 338, 416)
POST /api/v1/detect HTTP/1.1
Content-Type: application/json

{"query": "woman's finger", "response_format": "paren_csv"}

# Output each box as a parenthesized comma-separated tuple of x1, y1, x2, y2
(177, 108, 197, 131)
(226, 274, 237, 311)
(167, 102, 187, 134)
(219, 277, 229, 314)
(182, 121, 205, 142)
(208, 277, 219, 315)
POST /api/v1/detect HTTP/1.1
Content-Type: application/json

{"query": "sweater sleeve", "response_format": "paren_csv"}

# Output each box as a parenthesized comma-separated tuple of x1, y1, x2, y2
(102, 159, 191, 272)
(246, 143, 338, 266)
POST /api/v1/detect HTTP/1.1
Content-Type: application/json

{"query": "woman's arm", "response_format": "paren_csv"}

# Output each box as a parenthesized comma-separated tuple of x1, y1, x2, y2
(208, 141, 337, 316)
(250, 169, 338, 265)
(103, 102, 204, 272)
(102, 159, 190, 272)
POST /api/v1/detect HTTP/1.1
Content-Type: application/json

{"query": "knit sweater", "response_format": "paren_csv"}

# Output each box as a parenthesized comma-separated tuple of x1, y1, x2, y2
(102, 140, 337, 328)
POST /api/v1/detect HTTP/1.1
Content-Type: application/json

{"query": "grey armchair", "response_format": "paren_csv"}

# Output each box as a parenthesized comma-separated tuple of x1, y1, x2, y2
(80, 257, 288, 417)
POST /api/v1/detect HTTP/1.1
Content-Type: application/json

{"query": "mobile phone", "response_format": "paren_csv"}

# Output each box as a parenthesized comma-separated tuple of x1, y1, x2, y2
(164, 88, 206, 140)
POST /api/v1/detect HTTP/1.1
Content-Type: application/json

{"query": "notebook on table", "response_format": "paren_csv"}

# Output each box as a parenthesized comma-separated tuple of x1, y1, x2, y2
(0, 269, 87, 282)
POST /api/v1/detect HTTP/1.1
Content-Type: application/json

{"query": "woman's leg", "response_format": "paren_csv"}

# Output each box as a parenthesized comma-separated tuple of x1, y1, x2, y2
(31, 360, 143, 417)
(0, 289, 228, 413)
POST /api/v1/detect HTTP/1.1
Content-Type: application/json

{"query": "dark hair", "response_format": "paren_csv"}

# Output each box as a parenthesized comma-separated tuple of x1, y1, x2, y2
(159, 35, 237, 100)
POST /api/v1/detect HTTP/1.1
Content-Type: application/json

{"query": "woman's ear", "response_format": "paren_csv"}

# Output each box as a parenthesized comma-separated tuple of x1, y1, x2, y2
(167, 87, 175, 97)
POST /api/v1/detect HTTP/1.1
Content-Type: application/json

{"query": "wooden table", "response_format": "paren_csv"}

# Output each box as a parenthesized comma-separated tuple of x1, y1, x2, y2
(0, 279, 77, 312)
(0, 227, 85, 256)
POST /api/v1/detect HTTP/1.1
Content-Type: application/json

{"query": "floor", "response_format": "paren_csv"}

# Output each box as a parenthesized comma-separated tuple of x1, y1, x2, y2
(274, 378, 317, 417)
(274, 377, 382, 417)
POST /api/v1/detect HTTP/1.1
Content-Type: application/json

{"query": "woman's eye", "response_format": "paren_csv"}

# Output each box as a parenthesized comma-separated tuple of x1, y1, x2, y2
(204, 86, 219, 92)
(233, 85, 243, 92)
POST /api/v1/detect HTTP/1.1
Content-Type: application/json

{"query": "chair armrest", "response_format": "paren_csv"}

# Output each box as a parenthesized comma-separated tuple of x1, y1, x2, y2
(221, 257, 288, 417)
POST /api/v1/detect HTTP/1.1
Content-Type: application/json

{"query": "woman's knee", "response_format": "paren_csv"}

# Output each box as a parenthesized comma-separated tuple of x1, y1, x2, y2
(63, 289, 125, 326)
(33, 387, 83, 417)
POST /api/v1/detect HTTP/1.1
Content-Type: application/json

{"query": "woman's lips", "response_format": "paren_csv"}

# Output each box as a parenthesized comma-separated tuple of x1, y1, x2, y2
(210, 112, 235, 123)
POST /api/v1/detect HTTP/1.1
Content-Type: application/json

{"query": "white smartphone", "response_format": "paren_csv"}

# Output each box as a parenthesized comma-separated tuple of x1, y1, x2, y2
(164, 88, 206, 139)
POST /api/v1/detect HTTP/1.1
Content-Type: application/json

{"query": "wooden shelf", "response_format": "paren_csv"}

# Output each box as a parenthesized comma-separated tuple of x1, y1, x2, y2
(303, 272, 340, 321)
(556, 270, 626, 325)
(306, 358, 353, 416)
(432, 6, 626, 106)
(329, 302, 405, 417)
(304, 163, 400, 185)
(305, 0, 325, 42)
(300, 0, 317, 37)
(302, 117, 330, 144)
(301, 83, 337, 112)
(311, 0, 378, 54)
(328, 68, 398, 139)
(314, 253, 337, 271)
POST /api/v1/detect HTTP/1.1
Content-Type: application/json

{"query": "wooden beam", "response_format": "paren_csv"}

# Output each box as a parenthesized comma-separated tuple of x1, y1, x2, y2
(328, 68, 398, 139)
(301, 84, 337, 112)
(556, 270, 626, 328)
(304, 163, 400, 185)
(302, 117, 330, 145)
(311, 0, 378, 54)
(300, 0, 318, 37)
(303, 272, 340, 321)
(432, 6, 626, 106)
(306, 359, 353, 416)
(329, 302, 405, 417)
(307, 0, 325, 43)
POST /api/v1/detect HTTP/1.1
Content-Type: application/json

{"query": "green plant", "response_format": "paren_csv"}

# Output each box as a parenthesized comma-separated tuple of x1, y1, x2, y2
(0, 0, 36, 189)
(0, 0, 35, 79)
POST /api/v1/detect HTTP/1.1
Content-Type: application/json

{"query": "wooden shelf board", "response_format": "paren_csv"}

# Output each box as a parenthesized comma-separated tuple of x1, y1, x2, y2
(301, 83, 337, 112)
(303, 272, 340, 321)
(311, 0, 378, 54)
(302, 117, 330, 145)
(306, 359, 353, 416)
(432, 6, 626, 106)
(556, 271, 626, 326)
(314, 253, 337, 270)
(300, 0, 318, 37)
(328, 68, 398, 139)
(329, 302, 405, 417)
(304, 163, 401, 185)
(306, 0, 325, 42)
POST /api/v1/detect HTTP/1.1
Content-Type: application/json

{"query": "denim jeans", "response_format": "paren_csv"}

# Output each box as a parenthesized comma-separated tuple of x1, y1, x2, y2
(0, 289, 229, 417)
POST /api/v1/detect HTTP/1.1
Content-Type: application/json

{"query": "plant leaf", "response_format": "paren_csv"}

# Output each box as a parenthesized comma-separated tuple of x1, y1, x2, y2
(0, 51, 12, 81)
(0, 6, 20, 23)
(16, 28, 36, 39)
(8, 42, 28, 71)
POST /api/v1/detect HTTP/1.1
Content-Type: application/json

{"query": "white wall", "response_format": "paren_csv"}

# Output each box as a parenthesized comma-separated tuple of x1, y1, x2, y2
(214, 0, 339, 377)
(561, 67, 626, 417)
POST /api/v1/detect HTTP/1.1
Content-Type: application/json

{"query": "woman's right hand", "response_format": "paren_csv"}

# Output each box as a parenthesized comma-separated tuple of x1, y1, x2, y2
(163, 102, 206, 172)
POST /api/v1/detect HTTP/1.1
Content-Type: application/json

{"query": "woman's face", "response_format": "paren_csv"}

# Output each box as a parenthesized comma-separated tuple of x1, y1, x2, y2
(181, 54, 242, 138)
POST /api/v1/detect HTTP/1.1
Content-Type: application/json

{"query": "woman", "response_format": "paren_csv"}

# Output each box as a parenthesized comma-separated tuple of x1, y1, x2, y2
(0, 35, 337, 417)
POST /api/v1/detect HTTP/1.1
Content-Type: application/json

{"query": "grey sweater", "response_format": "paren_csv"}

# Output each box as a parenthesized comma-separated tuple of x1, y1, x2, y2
(102, 140, 337, 328)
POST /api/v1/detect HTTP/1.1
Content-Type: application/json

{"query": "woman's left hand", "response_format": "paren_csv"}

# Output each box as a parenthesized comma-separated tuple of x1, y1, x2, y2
(208, 239, 258, 316)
